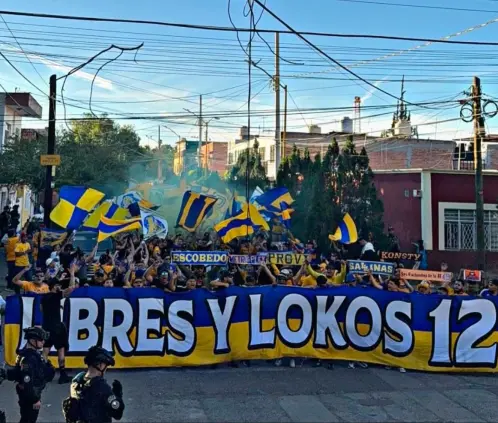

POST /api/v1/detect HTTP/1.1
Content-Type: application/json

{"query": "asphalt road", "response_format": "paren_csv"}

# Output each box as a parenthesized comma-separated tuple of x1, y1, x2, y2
(0, 362, 498, 422)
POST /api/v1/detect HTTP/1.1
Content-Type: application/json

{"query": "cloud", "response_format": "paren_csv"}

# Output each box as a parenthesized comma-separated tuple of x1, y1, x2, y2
(361, 75, 392, 104)
(0, 43, 113, 90)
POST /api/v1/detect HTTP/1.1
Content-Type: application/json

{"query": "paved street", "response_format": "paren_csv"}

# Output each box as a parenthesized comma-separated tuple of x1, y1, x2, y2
(0, 363, 498, 422)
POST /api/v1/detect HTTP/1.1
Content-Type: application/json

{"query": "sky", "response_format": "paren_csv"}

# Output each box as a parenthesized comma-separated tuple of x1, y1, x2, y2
(1, 0, 498, 147)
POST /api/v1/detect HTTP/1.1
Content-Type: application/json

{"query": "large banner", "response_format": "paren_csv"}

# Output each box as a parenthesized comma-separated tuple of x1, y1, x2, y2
(5, 287, 498, 372)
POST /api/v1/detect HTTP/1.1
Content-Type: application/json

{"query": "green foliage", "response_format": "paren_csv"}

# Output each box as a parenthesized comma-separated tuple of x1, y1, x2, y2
(226, 140, 268, 194)
(0, 114, 172, 198)
(276, 137, 386, 250)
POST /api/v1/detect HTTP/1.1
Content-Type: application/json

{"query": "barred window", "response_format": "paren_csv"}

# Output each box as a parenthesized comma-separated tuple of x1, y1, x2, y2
(444, 208, 498, 251)
(270, 145, 275, 161)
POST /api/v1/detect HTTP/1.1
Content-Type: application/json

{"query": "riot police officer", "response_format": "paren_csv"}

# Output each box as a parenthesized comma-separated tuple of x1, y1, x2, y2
(13, 327, 55, 423)
(63, 346, 124, 423)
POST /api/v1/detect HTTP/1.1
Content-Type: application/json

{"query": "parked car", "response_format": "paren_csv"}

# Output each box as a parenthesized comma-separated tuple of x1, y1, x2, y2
(72, 231, 114, 261)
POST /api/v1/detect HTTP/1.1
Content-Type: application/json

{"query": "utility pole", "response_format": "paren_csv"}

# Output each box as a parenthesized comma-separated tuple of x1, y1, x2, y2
(43, 74, 56, 227)
(282, 85, 288, 160)
(204, 122, 209, 176)
(198, 94, 202, 173)
(157, 125, 162, 181)
(274, 32, 281, 171)
(473, 76, 485, 270)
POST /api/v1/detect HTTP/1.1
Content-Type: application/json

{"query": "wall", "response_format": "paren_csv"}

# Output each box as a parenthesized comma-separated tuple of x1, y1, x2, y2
(366, 139, 455, 171)
(430, 172, 498, 251)
(373, 172, 422, 250)
(201, 142, 228, 174)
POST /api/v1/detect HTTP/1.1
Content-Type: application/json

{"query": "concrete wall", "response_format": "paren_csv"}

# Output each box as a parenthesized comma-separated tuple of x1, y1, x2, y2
(373, 172, 422, 250)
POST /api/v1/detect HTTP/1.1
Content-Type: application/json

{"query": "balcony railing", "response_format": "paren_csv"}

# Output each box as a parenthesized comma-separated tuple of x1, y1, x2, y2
(452, 160, 487, 171)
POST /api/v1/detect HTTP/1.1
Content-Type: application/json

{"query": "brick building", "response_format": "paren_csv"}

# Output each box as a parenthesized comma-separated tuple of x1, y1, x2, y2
(374, 169, 498, 272)
(200, 141, 228, 174)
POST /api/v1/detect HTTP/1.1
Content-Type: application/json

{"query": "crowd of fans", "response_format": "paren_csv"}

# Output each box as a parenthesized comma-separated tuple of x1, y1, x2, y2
(0, 224, 487, 298)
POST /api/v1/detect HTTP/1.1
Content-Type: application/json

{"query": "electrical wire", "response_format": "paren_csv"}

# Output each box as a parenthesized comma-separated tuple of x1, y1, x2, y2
(3, 10, 498, 46)
(336, 0, 498, 14)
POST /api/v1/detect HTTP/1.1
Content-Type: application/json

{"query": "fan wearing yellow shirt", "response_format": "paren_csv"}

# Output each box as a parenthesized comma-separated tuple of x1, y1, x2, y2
(3, 229, 18, 290)
(13, 265, 49, 294)
(307, 261, 347, 286)
(14, 232, 31, 292)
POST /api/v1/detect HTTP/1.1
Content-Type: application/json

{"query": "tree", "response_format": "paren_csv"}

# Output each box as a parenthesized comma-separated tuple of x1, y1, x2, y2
(275, 136, 386, 251)
(0, 114, 155, 198)
(227, 140, 268, 194)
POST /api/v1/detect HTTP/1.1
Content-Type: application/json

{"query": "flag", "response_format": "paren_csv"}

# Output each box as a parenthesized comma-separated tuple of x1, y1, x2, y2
(97, 216, 142, 243)
(116, 191, 155, 209)
(141, 209, 168, 239)
(82, 201, 129, 231)
(224, 196, 242, 220)
(255, 187, 294, 213)
(249, 186, 264, 204)
(40, 228, 67, 248)
(214, 203, 269, 244)
(329, 213, 358, 244)
(280, 202, 294, 229)
(50, 186, 105, 230)
(176, 191, 218, 232)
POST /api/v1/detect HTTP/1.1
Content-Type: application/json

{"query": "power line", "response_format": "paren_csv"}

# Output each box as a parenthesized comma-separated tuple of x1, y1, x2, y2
(252, 0, 436, 108)
(337, 0, 498, 13)
(0, 14, 47, 87)
(3, 9, 498, 46)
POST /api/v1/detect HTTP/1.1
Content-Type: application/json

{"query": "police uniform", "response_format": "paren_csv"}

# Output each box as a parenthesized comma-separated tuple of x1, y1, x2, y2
(63, 346, 124, 423)
(14, 327, 55, 423)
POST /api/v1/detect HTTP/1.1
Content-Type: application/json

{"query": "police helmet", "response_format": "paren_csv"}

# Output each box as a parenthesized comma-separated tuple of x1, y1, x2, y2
(23, 327, 49, 342)
(84, 346, 115, 367)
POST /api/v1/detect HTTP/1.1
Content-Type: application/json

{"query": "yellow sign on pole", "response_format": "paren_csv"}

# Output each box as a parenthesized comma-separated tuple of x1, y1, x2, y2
(40, 155, 61, 166)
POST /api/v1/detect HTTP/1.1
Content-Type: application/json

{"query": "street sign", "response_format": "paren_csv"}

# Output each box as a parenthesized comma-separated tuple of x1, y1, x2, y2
(40, 154, 61, 166)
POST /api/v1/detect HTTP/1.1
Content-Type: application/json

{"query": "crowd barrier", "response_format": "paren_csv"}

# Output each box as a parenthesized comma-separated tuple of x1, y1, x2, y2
(4, 286, 498, 372)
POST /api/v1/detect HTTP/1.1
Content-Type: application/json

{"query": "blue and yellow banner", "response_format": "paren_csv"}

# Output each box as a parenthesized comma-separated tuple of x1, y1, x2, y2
(5, 287, 498, 372)
(176, 191, 217, 232)
(171, 251, 229, 266)
(268, 252, 305, 266)
(348, 260, 395, 276)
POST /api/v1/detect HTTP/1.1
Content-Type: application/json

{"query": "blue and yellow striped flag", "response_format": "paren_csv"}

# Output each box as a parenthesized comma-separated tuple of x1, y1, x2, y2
(329, 213, 358, 244)
(214, 203, 269, 244)
(50, 186, 105, 230)
(97, 216, 142, 243)
(176, 191, 217, 232)
(255, 187, 294, 213)
(82, 201, 129, 231)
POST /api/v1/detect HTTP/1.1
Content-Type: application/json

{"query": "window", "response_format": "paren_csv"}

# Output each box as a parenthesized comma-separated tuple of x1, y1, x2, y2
(228, 152, 233, 164)
(259, 147, 266, 160)
(444, 208, 498, 251)
(270, 145, 275, 161)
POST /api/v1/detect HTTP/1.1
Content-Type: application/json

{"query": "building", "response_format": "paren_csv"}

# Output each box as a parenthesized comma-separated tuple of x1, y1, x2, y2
(173, 138, 200, 175)
(341, 117, 353, 134)
(200, 141, 228, 174)
(0, 93, 43, 229)
(227, 126, 372, 180)
(374, 169, 498, 271)
(0, 92, 42, 150)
